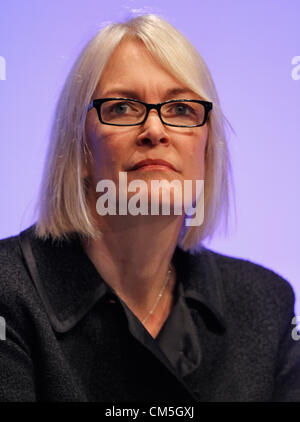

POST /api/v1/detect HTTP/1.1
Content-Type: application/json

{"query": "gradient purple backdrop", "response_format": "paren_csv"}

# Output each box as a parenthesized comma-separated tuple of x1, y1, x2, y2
(0, 0, 299, 312)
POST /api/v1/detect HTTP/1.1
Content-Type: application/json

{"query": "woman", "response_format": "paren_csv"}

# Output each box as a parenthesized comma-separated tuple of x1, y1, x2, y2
(0, 14, 299, 402)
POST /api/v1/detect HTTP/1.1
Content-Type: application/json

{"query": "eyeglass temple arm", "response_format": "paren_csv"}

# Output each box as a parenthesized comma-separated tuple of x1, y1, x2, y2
(87, 101, 94, 111)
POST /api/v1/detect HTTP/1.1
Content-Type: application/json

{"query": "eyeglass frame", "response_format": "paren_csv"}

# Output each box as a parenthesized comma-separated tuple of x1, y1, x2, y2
(87, 97, 213, 128)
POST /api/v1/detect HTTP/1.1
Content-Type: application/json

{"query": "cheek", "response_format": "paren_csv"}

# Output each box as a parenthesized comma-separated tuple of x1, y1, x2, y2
(182, 131, 208, 180)
(196, 139, 207, 176)
(86, 120, 122, 180)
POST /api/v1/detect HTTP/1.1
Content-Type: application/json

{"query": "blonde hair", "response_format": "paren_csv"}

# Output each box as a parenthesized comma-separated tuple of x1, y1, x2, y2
(35, 14, 232, 252)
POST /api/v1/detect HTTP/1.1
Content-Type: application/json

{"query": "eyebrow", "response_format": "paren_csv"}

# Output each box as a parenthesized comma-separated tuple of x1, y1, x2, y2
(162, 88, 196, 100)
(101, 87, 197, 102)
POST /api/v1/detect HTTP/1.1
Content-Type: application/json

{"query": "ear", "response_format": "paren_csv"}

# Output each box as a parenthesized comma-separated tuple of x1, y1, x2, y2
(82, 163, 89, 179)
(82, 142, 91, 179)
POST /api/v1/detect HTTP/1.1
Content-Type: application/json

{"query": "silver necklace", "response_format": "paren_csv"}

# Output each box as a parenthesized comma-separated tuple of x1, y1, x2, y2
(142, 265, 172, 324)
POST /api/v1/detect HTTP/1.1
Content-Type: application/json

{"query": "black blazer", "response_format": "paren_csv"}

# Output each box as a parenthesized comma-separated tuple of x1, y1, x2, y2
(0, 226, 299, 402)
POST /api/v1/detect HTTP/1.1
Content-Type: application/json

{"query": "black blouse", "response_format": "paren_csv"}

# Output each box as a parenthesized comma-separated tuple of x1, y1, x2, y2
(101, 267, 202, 379)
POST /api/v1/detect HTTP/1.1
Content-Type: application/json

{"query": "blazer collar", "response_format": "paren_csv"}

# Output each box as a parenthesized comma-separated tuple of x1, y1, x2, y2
(173, 246, 226, 332)
(20, 226, 226, 333)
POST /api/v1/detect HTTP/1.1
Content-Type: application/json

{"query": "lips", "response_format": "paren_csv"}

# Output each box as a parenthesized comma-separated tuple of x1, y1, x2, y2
(129, 159, 177, 172)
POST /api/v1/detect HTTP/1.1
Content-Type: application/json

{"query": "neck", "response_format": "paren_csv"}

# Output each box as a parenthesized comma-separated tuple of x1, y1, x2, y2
(83, 213, 183, 320)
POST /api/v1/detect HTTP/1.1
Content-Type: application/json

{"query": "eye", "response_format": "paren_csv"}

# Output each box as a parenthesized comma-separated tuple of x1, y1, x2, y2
(163, 102, 196, 117)
(107, 101, 143, 116)
(101, 100, 145, 124)
(173, 103, 194, 115)
(111, 102, 130, 115)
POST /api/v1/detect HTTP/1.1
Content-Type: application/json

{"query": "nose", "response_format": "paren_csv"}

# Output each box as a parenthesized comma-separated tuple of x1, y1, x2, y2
(136, 109, 170, 147)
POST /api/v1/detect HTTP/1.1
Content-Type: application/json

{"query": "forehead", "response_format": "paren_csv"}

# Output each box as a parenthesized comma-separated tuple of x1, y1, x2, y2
(96, 39, 196, 101)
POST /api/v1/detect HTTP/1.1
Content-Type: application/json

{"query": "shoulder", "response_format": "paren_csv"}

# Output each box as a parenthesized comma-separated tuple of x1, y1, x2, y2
(0, 231, 27, 287)
(205, 247, 292, 287)
(201, 247, 295, 315)
(0, 231, 22, 257)
(0, 228, 44, 336)
(0, 226, 47, 281)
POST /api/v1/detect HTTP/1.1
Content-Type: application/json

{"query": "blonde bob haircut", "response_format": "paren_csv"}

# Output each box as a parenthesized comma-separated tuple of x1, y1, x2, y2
(35, 13, 232, 253)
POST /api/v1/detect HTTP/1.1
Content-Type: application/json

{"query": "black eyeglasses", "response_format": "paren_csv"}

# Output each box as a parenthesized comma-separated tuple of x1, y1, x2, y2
(87, 98, 213, 127)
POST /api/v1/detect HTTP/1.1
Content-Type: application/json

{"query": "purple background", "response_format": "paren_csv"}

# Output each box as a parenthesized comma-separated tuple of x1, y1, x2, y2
(0, 1, 299, 312)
